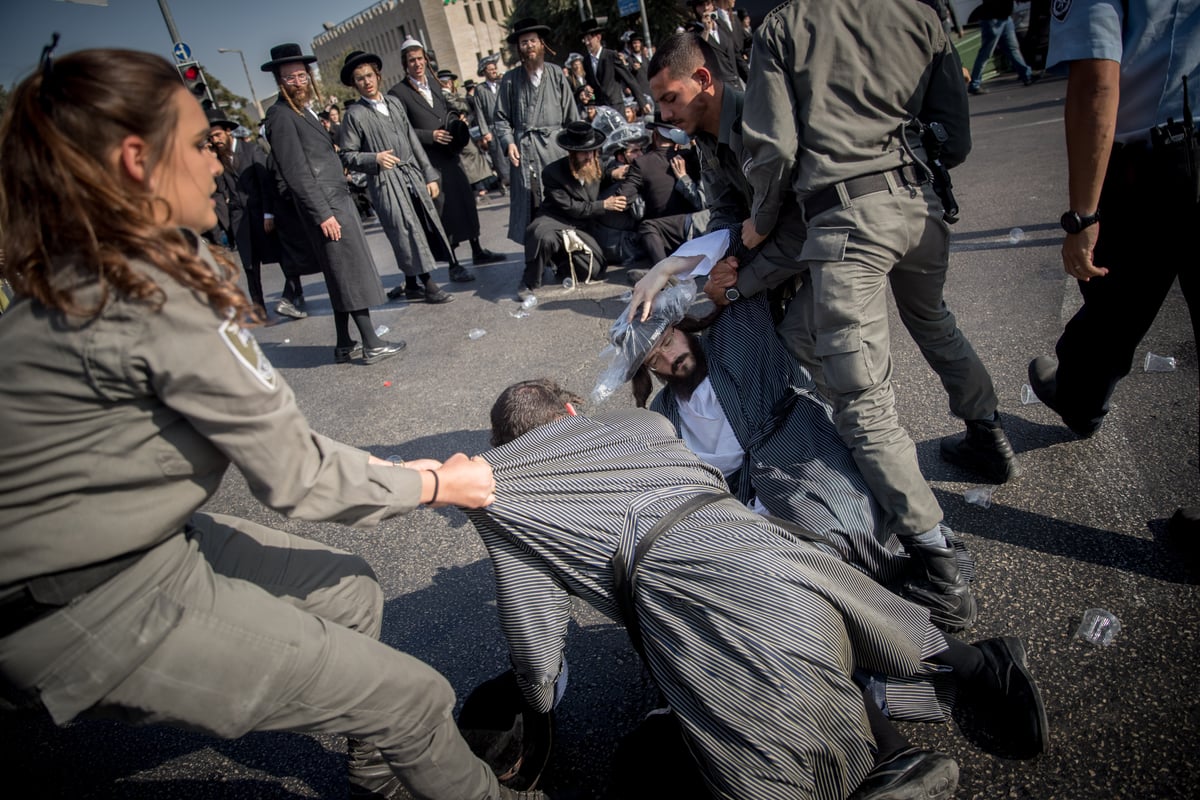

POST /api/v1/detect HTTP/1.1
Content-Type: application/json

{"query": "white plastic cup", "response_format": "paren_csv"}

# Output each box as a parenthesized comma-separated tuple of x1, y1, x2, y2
(1143, 352, 1177, 373)
(375, 325, 389, 336)
(963, 486, 995, 508)
(1008, 227, 1026, 244)
(1075, 608, 1121, 646)
(562, 278, 575, 289)
(467, 328, 487, 340)
(1020, 384, 1042, 405)
(521, 295, 539, 310)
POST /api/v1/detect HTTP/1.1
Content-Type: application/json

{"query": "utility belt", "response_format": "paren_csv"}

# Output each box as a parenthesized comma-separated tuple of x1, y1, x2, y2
(1109, 126, 1200, 204)
(0, 548, 147, 638)
(801, 166, 924, 221)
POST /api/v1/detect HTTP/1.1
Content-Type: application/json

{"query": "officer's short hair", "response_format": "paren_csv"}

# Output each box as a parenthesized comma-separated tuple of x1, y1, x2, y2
(490, 379, 584, 446)
(647, 32, 718, 83)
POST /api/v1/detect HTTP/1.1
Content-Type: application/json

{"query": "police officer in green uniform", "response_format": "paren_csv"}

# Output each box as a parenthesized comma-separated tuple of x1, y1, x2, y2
(0, 47, 547, 800)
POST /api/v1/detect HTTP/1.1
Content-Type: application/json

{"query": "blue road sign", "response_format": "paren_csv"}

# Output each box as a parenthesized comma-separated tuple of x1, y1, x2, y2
(617, 0, 641, 16)
(172, 42, 192, 63)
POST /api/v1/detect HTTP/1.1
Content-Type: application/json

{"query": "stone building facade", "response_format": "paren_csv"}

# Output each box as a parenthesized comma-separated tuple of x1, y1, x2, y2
(312, 0, 513, 93)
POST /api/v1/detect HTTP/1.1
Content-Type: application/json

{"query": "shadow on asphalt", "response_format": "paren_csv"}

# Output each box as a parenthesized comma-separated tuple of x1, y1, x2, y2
(933, 486, 1197, 585)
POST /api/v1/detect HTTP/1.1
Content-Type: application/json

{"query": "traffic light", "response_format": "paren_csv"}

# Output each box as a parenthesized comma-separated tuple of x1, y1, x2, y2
(177, 61, 215, 110)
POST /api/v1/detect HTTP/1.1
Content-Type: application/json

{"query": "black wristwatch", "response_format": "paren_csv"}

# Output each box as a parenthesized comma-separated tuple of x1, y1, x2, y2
(1060, 209, 1101, 234)
(724, 287, 741, 302)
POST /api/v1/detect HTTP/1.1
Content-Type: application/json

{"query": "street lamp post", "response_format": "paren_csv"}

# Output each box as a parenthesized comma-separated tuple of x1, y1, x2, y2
(218, 48, 264, 121)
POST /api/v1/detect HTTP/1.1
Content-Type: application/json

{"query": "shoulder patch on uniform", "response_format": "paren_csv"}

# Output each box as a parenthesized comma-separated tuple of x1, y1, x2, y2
(1052, 0, 1073, 22)
(218, 318, 277, 390)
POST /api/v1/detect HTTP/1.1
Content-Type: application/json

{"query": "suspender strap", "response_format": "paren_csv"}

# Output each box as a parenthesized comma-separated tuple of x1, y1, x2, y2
(611, 492, 728, 660)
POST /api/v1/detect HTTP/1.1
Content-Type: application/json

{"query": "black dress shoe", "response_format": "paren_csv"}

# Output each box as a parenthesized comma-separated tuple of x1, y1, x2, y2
(969, 637, 1049, 759)
(362, 340, 407, 365)
(334, 342, 363, 364)
(386, 284, 408, 301)
(472, 248, 505, 264)
(849, 748, 958, 800)
(449, 265, 477, 282)
(940, 412, 1022, 483)
(1027, 356, 1102, 438)
(422, 281, 454, 304)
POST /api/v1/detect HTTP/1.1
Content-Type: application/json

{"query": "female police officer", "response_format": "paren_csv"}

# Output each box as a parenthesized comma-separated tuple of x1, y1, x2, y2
(0, 47, 544, 800)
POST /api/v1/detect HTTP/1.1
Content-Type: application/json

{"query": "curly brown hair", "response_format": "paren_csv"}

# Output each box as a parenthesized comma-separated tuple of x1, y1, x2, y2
(0, 48, 257, 324)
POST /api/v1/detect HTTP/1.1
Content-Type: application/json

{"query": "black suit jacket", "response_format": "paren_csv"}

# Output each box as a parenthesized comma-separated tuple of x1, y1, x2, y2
(582, 48, 641, 109)
(618, 146, 703, 219)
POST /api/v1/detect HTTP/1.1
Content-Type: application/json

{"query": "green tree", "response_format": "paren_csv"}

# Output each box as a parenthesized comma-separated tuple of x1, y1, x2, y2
(503, 0, 688, 64)
(199, 66, 255, 130)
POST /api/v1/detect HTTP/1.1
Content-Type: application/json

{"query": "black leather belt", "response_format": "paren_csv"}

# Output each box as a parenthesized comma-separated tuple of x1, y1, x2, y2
(802, 168, 909, 220)
(0, 548, 146, 638)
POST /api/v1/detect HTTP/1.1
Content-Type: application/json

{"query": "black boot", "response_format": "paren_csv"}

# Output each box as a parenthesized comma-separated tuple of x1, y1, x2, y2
(940, 412, 1022, 483)
(965, 637, 1050, 759)
(347, 739, 404, 800)
(901, 536, 978, 633)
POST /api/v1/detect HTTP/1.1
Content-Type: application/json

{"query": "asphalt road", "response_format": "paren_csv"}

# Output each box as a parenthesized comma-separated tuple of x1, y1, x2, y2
(5, 72, 1198, 799)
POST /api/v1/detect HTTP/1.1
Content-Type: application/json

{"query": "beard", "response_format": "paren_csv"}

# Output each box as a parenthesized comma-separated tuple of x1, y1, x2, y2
(569, 152, 603, 184)
(660, 332, 708, 399)
(520, 46, 545, 71)
(284, 80, 314, 107)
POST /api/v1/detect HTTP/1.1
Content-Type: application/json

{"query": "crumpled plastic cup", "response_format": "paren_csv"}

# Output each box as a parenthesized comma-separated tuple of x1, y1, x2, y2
(1020, 384, 1042, 405)
(1144, 352, 1177, 373)
(963, 486, 996, 508)
(467, 328, 487, 340)
(1075, 608, 1121, 646)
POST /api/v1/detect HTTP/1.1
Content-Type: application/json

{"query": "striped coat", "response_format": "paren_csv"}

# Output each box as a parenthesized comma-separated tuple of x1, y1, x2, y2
(468, 410, 950, 800)
(651, 295, 906, 585)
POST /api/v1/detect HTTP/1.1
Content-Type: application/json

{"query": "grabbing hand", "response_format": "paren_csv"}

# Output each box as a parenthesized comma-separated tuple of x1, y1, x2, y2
(669, 155, 688, 179)
(428, 453, 496, 508)
(603, 194, 629, 212)
(703, 257, 740, 305)
(740, 219, 766, 251)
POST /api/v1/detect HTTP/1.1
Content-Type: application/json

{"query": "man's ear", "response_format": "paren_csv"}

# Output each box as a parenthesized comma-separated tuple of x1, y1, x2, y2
(117, 134, 151, 186)
(692, 66, 712, 91)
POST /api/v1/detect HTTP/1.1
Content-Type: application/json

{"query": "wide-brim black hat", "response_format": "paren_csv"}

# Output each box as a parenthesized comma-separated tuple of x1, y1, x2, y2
(581, 17, 604, 36)
(437, 69, 458, 81)
(557, 120, 606, 151)
(206, 108, 238, 131)
(340, 50, 382, 87)
(478, 53, 501, 77)
(457, 670, 553, 791)
(507, 18, 553, 45)
(260, 42, 317, 72)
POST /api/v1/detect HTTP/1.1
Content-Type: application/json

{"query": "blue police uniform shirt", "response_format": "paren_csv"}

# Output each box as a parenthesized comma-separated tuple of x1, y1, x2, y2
(1048, 0, 1200, 140)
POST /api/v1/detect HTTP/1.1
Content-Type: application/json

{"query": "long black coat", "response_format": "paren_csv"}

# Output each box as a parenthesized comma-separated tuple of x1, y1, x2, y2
(227, 138, 280, 268)
(389, 78, 480, 245)
(582, 48, 641, 110)
(265, 97, 385, 311)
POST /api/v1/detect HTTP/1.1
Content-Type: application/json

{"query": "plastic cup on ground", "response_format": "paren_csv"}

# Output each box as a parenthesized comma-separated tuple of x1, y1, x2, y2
(1144, 352, 1177, 372)
(1075, 608, 1121, 646)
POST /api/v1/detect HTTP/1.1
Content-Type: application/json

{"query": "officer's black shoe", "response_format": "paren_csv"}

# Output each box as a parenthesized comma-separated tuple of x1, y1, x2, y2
(347, 739, 404, 800)
(449, 265, 477, 282)
(363, 340, 407, 365)
(472, 248, 506, 264)
(901, 537, 978, 633)
(334, 342, 363, 364)
(849, 748, 958, 800)
(386, 284, 409, 301)
(940, 413, 1022, 483)
(967, 637, 1050, 760)
(1027, 356, 1103, 438)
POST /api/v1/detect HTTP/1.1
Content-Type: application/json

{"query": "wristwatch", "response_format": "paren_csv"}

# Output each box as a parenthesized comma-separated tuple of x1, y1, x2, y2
(724, 287, 741, 302)
(1060, 209, 1100, 234)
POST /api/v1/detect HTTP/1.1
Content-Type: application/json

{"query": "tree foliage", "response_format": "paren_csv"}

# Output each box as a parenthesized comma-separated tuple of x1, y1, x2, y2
(501, 0, 689, 64)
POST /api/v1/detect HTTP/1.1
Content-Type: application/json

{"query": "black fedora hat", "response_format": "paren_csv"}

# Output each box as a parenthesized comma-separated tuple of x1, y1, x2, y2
(260, 42, 317, 72)
(557, 119, 606, 151)
(437, 68, 458, 82)
(477, 53, 501, 77)
(506, 17, 553, 45)
(580, 18, 604, 36)
(206, 108, 238, 131)
(340, 50, 382, 87)
(457, 670, 553, 791)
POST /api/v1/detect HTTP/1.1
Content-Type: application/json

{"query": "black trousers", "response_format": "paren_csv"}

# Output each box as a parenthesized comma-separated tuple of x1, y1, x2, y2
(1054, 140, 1199, 432)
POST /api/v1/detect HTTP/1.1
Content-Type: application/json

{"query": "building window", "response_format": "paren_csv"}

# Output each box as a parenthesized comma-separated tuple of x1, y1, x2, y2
(465, 5, 473, 24)
(489, 1, 497, 21)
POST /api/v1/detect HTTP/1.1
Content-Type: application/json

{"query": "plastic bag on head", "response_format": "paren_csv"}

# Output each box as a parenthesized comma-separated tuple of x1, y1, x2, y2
(591, 281, 697, 404)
